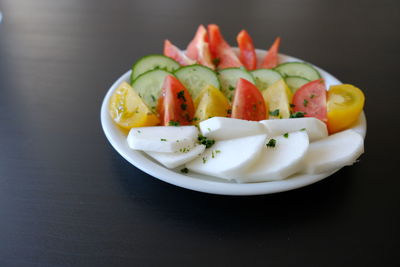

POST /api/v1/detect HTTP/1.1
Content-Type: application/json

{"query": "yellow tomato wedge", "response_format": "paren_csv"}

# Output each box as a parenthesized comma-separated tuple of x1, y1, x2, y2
(193, 85, 231, 124)
(262, 79, 292, 119)
(327, 84, 365, 134)
(109, 82, 160, 129)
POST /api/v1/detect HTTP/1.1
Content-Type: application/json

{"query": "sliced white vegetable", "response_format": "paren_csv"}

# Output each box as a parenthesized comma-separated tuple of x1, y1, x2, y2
(260, 117, 328, 142)
(301, 129, 364, 174)
(145, 144, 206, 169)
(240, 131, 309, 182)
(186, 134, 267, 180)
(127, 126, 198, 153)
(199, 117, 266, 140)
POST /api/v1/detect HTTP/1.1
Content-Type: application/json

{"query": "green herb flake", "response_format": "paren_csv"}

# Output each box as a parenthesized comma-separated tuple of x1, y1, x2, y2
(212, 151, 215, 158)
(151, 94, 156, 102)
(266, 139, 276, 148)
(310, 94, 316, 99)
(303, 99, 309, 107)
(177, 90, 186, 101)
(160, 138, 167, 141)
(283, 133, 289, 138)
(181, 103, 187, 110)
(300, 128, 306, 131)
(228, 85, 235, 91)
(269, 109, 280, 116)
(290, 111, 306, 118)
(198, 135, 215, 148)
(202, 157, 207, 164)
(180, 167, 189, 174)
(215, 150, 221, 153)
(168, 120, 180, 126)
(212, 58, 221, 66)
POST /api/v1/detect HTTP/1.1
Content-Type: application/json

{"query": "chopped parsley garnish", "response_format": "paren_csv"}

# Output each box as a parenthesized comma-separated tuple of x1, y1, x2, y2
(180, 167, 189, 174)
(290, 111, 306, 118)
(160, 138, 167, 141)
(168, 120, 180, 126)
(202, 157, 207, 164)
(283, 133, 289, 138)
(266, 139, 276, 148)
(181, 103, 187, 110)
(269, 109, 280, 116)
(198, 135, 215, 148)
(252, 104, 257, 111)
(310, 94, 316, 99)
(303, 99, 309, 107)
(177, 90, 186, 101)
(192, 117, 199, 121)
(228, 85, 235, 91)
(151, 94, 156, 102)
(212, 58, 221, 66)
(300, 128, 306, 131)
(215, 150, 221, 153)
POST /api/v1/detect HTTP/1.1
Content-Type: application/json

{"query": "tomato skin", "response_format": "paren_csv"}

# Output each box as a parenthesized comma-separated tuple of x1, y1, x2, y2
(231, 78, 267, 121)
(292, 79, 327, 122)
(164, 40, 195, 66)
(260, 37, 281, 69)
(186, 25, 215, 69)
(237, 30, 257, 70)
(207, 24, 243, 69)
(327, 84, 365, 134)
(157, 75, 195, 126)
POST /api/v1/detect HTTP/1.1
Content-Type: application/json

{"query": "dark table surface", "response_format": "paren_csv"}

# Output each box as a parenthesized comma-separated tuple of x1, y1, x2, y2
(1, 0, 399, 266)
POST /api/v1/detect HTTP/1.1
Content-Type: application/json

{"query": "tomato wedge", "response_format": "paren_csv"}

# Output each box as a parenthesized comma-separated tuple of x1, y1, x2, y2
(157, 75, 195, 126)
(207, 24, 242, 69)
(232, 78, 266, 121)
(186, 25, 215, 69)
(260, 37, 281, 69)
(236, 30, 257, 70)
(327, 84, 365, 134)
(164, 40, 196, 66)
(292, 79, 327, 122)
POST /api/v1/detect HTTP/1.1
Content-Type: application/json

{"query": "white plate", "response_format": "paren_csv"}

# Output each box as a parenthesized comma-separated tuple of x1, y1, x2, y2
(100, 49, 366, 196)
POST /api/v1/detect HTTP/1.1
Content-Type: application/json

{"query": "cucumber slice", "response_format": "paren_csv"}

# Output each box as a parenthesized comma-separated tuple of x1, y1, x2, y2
(251, 69, 282, 91)
(218, 68, 255, 102)
(131, 69, 172, 111)
(274, 62, 321, 81)
(174, 65, 220, 99)
(285, 76, 310, 93)
(131, 54, 180, 83)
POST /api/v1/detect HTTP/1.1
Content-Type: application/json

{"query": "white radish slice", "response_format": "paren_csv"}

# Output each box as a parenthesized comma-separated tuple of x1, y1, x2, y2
(127, 126, 198, 153)
(240, 131, 309, 182)
(260, 117, 328, 142)
(301, 129, 364, 174)
(199, 117, 266, 140)
(186, 134, 267, 180)
(145, 144, 206, 169)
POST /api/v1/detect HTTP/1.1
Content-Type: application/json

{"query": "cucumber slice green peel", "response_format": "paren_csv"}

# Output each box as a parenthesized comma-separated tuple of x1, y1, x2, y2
(251, 69, 282, 91)
(218, 67, 255, 102)
(130, 54, 180, 83)
(285, 76, 310, 93)
(274, 62, 321, 81)
(174, 64, 220, 99)
(131, 69, 173, 111)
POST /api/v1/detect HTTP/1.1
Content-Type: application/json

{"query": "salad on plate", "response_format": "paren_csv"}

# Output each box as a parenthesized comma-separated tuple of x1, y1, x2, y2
(105, 24, 366, 185)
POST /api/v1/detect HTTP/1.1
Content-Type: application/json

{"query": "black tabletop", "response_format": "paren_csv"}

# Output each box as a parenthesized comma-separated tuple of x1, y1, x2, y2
(0, 0, 399, 266)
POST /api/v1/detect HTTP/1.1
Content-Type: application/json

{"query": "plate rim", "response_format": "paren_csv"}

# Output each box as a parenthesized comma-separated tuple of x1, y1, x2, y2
(100, 49, 367, 196)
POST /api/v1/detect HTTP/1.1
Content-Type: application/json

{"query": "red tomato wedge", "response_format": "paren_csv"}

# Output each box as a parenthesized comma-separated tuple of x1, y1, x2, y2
(236, 30, 257, 70)
(292, 79, 327, 123)
(231, 78, 266, 121)
(186, 25, 215, 69)
(260, 37, 281, 69)
(207, 24, 242, 69)
(164, 40, 196, 66)
(157, 75, 195, 126)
